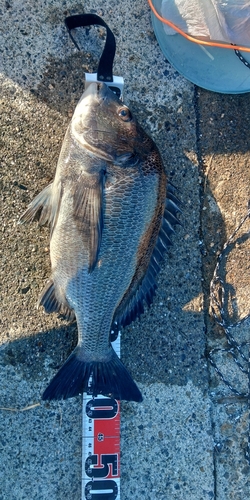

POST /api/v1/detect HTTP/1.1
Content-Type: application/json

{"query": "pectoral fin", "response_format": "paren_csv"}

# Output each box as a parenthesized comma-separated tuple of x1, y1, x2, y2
(19, 181, 62, 235)
(73, 169, 105, 272)
(19, 183, 53, 224)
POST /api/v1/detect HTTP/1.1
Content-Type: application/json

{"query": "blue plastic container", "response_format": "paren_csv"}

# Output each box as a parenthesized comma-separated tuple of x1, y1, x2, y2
(151, 0, 250, 93)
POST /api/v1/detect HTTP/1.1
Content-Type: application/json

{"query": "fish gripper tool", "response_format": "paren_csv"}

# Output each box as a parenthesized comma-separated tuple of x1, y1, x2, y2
(65, 13, 124, 99)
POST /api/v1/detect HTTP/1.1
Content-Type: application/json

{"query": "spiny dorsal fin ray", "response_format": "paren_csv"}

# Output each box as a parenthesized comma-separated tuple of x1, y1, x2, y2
(162, 218, 175, 238)
(73, 169, 105, 273)
(112, 183, 181, 329)
(164, 210, 182, 228)
(166, 190, 182, 208)
(165, 198, 182, 218)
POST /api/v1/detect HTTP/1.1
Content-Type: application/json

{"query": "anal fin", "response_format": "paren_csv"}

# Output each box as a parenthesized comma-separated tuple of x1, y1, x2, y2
(38, 279, 75, 321)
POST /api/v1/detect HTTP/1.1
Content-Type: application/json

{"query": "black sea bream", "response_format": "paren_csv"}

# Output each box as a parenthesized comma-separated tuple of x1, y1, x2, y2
(20, 83, 181, 402)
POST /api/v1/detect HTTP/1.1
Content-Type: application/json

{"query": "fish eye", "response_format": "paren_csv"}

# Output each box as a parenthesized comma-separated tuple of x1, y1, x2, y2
(118, 107, 132, 122)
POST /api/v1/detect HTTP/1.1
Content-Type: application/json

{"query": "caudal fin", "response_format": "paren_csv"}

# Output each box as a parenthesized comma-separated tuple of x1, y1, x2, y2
(42, 345, 142, 402)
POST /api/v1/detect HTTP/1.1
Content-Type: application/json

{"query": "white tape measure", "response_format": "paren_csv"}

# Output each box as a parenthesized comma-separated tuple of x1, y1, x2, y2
(81, 70, 124, 500)
(82, 335, 121, 500)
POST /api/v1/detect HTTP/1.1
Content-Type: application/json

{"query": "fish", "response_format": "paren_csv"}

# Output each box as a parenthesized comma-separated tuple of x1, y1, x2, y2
(20, 82, 181, 402)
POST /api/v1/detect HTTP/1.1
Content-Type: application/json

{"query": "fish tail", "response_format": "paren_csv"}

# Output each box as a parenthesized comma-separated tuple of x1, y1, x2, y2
(42, 345, 142, 402)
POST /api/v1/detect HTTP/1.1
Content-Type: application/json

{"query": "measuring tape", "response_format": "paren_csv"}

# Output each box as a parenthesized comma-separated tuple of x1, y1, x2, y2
(64, 15, 124, 499)
(82, 335, 121, 500)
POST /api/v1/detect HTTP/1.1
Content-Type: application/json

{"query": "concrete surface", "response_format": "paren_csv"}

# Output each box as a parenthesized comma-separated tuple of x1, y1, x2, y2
(0, 1, 249, 499)
(198, 90, 250, 499)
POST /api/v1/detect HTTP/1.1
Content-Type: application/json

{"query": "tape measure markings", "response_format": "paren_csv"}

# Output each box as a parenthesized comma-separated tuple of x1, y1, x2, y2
(82, 335, 121, 500)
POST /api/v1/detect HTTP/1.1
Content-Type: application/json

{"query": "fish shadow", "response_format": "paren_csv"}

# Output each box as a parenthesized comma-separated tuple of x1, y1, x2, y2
(0, 322, 78, 393)
(32, 51, 97, 117)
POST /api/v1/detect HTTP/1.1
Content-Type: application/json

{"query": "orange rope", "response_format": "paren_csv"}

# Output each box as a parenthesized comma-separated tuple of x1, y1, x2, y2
(148, 0, 250, 53)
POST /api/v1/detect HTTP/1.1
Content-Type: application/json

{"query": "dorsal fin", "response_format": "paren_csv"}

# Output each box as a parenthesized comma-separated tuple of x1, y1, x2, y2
(112, 183, 182, 329)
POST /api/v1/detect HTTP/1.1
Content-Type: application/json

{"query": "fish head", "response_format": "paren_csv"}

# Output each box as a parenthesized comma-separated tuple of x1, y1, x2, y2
(71, 82, 152, 166)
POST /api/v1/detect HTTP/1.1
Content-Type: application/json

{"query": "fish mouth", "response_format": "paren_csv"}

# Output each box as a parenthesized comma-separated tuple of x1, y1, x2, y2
(87, 81, 118, 100)
(76, 82, 118, 109)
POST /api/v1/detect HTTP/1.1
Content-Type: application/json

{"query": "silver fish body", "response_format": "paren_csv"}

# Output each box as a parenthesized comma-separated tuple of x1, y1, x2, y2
(20, 83, 181, 402)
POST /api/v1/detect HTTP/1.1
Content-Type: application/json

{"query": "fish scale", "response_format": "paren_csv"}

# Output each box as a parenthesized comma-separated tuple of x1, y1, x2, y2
(67, 174, 159, 354)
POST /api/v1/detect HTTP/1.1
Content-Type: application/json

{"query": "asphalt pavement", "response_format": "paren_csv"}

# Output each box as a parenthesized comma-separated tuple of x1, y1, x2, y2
(0, 1, 249, 499)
